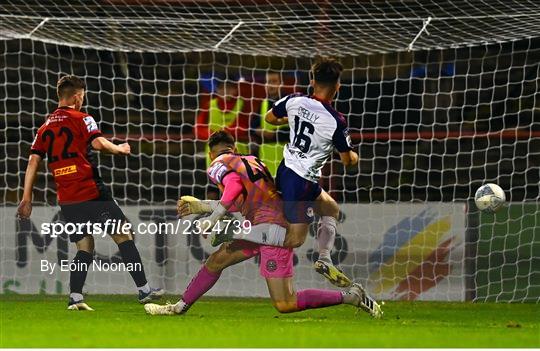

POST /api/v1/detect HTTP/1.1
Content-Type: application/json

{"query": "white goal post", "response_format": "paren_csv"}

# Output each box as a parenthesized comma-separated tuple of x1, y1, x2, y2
(1, 0, 539, 302)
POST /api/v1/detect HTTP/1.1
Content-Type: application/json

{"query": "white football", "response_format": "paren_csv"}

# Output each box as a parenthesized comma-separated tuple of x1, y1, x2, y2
(475, 183, 506, 213)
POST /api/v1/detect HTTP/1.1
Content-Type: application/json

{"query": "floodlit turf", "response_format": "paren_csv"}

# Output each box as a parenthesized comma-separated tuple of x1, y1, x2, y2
(0, 295, 538, 348)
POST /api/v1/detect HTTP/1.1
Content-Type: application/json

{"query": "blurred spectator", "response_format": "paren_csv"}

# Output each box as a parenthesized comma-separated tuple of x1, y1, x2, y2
(250, 71, 290, 176)
(195, 76, 250, 166)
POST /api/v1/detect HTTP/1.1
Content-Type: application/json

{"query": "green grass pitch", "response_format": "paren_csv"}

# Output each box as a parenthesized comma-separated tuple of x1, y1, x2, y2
(0, 295, 538, 348)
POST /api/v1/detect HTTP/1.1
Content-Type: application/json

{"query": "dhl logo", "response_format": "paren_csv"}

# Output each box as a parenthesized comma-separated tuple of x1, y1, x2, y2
(54, 165, 77, 177)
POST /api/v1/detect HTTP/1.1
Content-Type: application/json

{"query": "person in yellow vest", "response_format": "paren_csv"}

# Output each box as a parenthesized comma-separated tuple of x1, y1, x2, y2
(195, 77, 250, 167)
(250, 72, 289, 176)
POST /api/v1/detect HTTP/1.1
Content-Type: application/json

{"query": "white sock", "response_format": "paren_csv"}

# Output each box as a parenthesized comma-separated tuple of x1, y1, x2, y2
(341, 291, 357, 305)
(70, 292, 84, 302)
(173, 299, 189, 314)
(233, 223, 286, 246)
(138, 282, 150, 294)
(317, 216, 337, 263)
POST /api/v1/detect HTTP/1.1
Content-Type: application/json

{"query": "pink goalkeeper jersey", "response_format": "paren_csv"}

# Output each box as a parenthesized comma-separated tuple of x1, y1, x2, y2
(207, 153, 287, 227)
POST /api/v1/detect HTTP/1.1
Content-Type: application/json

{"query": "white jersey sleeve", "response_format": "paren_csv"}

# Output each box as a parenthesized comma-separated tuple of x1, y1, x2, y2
(271, 94, 352, 182)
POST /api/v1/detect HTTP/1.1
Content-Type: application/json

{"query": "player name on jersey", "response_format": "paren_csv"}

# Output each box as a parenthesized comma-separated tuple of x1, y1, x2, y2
(297, 106, 321, 123)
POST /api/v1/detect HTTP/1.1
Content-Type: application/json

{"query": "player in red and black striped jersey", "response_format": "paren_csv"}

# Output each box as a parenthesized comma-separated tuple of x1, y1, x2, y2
(28, 104, 109, 204)
(17, 75, 163, 310)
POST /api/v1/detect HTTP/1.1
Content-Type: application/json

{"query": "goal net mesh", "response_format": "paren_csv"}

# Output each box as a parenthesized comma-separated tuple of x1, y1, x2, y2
(1, 0, 539, 302)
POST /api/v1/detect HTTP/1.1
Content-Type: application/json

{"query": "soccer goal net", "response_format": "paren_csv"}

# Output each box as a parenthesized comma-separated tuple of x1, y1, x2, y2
(1, 0, 539, 302)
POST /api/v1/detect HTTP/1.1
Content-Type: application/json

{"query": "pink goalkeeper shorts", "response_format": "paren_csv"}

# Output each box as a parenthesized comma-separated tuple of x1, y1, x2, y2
(232, 240, 294, 279)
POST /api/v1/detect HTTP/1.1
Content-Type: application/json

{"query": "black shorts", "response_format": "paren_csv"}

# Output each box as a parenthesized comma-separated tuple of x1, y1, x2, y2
(60, 194, 128, 243)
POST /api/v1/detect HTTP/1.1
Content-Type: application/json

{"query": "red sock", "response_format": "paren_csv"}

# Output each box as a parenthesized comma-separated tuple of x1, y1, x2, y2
(296, 289, 343, 310)
(182, 265, 220, 305)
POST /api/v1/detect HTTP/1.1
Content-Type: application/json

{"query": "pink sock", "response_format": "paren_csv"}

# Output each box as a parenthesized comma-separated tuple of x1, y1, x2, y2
(182, 265, 221, 305)
(296, 289, 343, 310)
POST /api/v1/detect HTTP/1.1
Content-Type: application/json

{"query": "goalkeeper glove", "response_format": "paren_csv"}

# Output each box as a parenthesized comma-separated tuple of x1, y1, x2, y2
(177, 195, 220, 217)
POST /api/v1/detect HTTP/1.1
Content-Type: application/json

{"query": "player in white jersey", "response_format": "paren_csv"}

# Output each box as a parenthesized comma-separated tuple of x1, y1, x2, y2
(264, 58, 359, 287)
(198, 59, 359, 288)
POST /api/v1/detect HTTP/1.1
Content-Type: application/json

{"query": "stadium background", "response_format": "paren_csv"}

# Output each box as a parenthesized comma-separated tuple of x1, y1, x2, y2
(1, 0, 539, 303)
